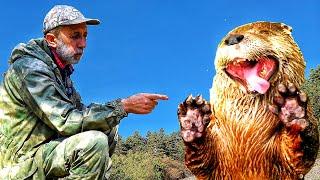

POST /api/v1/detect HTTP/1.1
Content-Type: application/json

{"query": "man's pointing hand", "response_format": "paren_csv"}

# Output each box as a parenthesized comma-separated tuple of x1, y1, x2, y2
(121, 93, 169, 114)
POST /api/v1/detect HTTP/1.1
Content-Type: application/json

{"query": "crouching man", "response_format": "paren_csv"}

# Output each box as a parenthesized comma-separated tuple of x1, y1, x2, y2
(0, 5, 168, 179)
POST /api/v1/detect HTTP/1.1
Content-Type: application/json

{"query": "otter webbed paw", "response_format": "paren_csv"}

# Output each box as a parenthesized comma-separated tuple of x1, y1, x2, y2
(178, 95, 212, 142)
(269, 83, 308, 133)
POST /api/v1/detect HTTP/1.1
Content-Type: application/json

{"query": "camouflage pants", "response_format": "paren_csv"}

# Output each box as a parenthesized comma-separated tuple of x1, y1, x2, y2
(38, 126, 118, 180)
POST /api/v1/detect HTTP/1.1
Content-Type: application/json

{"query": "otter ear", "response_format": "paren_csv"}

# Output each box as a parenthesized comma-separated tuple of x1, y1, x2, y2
(280, 23, 293, 34)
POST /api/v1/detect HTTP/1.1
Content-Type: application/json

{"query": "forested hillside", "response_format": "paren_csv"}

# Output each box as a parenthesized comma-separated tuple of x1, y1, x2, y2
(110, 129, 191, 180)
(303, 65, 320, 180)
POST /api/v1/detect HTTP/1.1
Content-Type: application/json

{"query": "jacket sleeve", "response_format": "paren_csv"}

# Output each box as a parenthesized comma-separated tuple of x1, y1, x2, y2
(9, 59, 127, 136)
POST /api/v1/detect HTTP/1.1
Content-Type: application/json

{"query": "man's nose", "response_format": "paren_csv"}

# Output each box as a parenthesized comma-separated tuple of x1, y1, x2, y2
(78, 38, 86, 48)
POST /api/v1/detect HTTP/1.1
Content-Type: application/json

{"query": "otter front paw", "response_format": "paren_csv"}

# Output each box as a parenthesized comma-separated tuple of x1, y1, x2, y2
(269, 83, 308, 133)
(178, 95, 212, 142)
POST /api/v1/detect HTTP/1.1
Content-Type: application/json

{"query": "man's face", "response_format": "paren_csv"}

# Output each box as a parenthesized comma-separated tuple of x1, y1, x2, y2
(55, 23, 88, 65)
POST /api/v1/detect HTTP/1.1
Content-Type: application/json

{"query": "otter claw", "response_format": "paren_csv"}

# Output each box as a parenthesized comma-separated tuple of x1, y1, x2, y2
(196, 95, 204, 105)
(288, 83, 296, 94)
(278, 84, 287, 94)
(299, 92, 307, 103)
(186, 95, 193, 105)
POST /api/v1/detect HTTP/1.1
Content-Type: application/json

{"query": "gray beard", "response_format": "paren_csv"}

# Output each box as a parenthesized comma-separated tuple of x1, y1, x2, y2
(56, 39, 82, 65)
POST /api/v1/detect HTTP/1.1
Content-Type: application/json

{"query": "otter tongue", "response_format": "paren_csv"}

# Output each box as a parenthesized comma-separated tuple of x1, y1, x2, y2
(244, 63, 270, 94)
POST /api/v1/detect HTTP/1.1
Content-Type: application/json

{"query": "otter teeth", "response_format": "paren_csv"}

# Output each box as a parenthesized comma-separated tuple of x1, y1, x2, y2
(259, 68, 267, 77)
(231, 58, 247, 65)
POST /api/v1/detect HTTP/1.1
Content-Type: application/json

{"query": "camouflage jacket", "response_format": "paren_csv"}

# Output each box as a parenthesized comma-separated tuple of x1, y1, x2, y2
(0, 38, 127, 179)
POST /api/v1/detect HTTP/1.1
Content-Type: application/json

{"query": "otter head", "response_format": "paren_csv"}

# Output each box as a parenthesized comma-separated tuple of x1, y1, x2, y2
(213, 21, 305, 98)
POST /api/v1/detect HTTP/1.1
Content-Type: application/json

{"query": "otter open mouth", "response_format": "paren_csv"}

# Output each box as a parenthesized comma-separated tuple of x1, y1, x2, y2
(225, 57, 278, 94)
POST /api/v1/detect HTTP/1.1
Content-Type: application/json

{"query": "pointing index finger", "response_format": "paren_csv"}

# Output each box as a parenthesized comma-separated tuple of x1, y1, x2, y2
(142, 93, 169, 100)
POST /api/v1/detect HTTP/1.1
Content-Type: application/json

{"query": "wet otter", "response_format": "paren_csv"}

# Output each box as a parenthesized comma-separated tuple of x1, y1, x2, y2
(177, 22, 319, 179)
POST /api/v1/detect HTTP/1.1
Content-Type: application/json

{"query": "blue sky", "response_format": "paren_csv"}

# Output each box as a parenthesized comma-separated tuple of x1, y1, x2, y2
(0, 1, 319, 138)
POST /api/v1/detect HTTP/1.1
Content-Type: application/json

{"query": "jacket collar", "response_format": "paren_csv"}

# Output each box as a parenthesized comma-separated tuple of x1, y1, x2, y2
(9, 38, 74, 76)
(50, 48, 67, 69)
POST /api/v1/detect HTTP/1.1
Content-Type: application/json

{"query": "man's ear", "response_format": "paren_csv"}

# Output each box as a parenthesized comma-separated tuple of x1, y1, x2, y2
(45, 33, 58, 48)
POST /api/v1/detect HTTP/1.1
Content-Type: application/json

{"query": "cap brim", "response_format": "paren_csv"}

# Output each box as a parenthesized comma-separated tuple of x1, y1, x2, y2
(43, 17, 100, 34)
(84, 18, 100, 25)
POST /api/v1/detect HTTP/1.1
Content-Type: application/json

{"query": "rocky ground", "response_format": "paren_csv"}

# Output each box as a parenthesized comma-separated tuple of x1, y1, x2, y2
(305, 157, 320, 180)
(181, 157, 320, 180)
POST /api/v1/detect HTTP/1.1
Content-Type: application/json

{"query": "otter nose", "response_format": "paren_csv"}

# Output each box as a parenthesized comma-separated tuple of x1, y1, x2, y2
(224, 34, 244, 46)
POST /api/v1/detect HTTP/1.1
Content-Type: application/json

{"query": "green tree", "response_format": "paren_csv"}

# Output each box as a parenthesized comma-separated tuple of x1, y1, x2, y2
(146, 131, 157, 154)
(146, 128, 167, 156)
(165, 132, 185, 161)
(111, 130, 191, 179)
(302, 65, 320, 121)
(123, 131, 146, 153)
(110, 151, 165, 180)
(114, 135, 126, 155)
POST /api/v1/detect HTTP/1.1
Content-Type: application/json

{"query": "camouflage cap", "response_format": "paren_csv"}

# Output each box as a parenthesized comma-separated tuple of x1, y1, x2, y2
(43, 5, 100, 34)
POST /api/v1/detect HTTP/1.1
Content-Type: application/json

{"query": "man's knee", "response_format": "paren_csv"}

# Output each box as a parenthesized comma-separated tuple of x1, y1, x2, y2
(42, 131, 110, 178)
(72, 130, 109, 154)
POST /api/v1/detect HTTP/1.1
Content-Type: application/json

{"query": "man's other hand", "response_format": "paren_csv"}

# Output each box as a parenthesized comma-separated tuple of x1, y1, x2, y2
(121, 93, 169, 114)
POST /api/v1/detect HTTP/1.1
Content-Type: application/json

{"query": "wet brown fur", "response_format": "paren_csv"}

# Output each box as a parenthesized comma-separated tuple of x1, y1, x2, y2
(186, 22, 319, 179)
